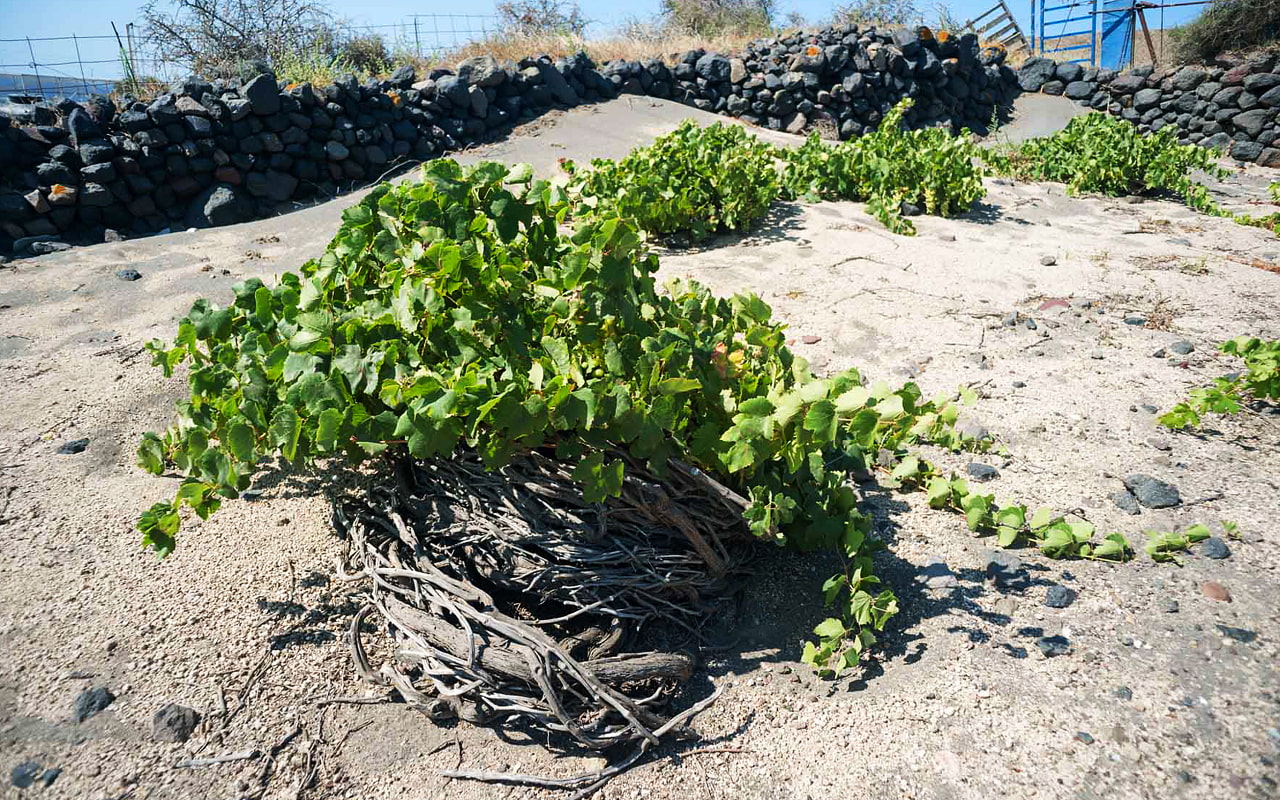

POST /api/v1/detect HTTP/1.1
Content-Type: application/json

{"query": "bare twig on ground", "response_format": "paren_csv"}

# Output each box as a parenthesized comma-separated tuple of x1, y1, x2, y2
(174, 750, 260, 769)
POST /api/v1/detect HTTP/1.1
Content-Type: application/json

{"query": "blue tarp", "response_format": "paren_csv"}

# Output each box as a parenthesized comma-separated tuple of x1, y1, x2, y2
(1100, 0, 1135, 70)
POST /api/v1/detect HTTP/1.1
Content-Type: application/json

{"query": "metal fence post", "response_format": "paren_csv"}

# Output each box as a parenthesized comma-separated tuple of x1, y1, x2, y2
(26, 37, 44, 98)
(73, 33, 90, 98)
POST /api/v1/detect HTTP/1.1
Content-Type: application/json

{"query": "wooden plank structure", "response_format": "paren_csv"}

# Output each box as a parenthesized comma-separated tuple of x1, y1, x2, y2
(963, 0, 1032, 52)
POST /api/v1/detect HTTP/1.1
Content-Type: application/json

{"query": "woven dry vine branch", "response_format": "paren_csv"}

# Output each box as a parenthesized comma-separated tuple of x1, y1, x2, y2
(333, 447, 751, 788)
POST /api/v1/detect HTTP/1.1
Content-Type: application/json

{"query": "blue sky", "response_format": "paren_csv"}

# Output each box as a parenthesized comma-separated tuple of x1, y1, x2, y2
(1, 0, 1204, 81)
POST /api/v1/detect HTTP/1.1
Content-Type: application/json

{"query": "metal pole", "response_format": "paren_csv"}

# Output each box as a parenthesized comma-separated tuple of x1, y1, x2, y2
(73, 34, 89, 99)
(414, 17, 421, 58)
(127, 23, 136, 93)
(1030, 0, 1037, 57)
(1091, 0, 1098, 66)
(1136, 7, 1156, 65)
(26, 37, 44, 99)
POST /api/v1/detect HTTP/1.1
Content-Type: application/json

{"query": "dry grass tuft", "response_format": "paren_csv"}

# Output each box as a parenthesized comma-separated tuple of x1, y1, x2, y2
(421, 30, 761, 69)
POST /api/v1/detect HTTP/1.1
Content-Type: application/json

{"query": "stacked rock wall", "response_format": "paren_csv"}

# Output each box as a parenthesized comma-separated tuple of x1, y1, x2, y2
(1017, 50, 1280, 167)
(0, 25, 1016, 258)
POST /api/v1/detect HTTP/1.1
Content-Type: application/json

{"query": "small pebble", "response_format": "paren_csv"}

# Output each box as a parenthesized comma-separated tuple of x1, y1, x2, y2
(1036, 635, 1070, 657)
(1201, 581, 1232, 602)
(1075, 731, 1095, 745)
(10, 762, 41, 789)
(1025, 318, 1037, 331)
(1169, 340, 1194, 355)
(1160, 598, 1180, 614)
(966, 462, 999, 482)
(1113, 686, 1133, 701)
(1040, 255, 1058, 266)
(1044, 586, 1076, 608)
(1124, 315, 1147, 326)
(1200, 537, 1231, 560)
(1217, 624, 1256, 643)
(801, 335, 821, 345)
(116, 269, 142, 281)
(1012, 380, 1026, 388)
(1090, 350, 1105, 360)
(57, 438, 89, 455)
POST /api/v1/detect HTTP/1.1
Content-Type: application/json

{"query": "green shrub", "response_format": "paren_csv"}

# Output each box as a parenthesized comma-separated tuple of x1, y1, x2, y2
(659, 0, 776, 36)
(984, 113, 1230, 214)
(780, 99, 987, 234)
(564, 120, 783, 239)
(1169, 0, 1279, 64)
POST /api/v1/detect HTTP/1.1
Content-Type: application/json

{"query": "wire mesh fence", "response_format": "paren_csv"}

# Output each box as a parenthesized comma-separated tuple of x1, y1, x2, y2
(0, 14, 499, 101)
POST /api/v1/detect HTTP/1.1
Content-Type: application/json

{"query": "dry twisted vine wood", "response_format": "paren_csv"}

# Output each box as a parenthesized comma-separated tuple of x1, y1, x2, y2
(337, 447, 750, 792)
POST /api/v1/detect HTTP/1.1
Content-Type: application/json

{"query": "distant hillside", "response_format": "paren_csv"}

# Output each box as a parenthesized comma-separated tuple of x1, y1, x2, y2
(0, 73, 115, 101)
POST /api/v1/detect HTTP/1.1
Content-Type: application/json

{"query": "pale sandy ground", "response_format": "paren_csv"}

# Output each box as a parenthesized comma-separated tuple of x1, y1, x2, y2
(1, 98, 1278, 800)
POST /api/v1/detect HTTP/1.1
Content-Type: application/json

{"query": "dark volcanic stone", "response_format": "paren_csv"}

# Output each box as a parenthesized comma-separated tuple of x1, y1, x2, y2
(1044, 586, 1076, 608)
(966, 462, 999, 482)
(10, 761, 41, 789)
(72, 687, 115, 722)
(695, 53, 731, 83)
(243, 74, 281, 116)
(1109, 490, 1141, 515)
(1037, 635, 1070, 657)
(1018, 57, 1055, 91)
(1122, 474, 1181, 508)
(57, 438, 89, 454)
(1064, 81, 1093, 100)
(1200, 536, 1231, 559)
(152, 703, 201, 742)
(66, 107, 102, 146)
(116, 269, 142, 281)
(985, 550, 1026, 589)
(185, 184, 249, 228)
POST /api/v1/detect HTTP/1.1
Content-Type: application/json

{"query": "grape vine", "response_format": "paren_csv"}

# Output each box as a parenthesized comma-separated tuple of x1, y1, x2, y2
(136, 113, 1267, 680)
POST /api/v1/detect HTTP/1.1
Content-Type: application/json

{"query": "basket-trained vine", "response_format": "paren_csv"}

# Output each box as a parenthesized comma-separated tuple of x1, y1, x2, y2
(135, 158, 1000, 678)
(983, 112, 1229, 215)
(562, 99, 987, 240)
(779, 99, 987, 234)
(562, 120, 781, 241)
(134, 104, 1275, 708)
(1159, 337, 1280, 430)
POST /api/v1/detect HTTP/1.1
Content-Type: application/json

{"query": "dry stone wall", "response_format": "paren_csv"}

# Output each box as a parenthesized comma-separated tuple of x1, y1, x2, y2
(0, 25, 1018, 258)
(1016, 50, 1280, 167)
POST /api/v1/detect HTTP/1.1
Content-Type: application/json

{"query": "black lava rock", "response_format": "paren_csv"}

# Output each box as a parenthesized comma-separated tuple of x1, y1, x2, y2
(1036, 635, 1070, 657)
(1044, 586, 1076, 608)
(1109, 490, 1141, 515)
(1122, 474, 1181, 508)
(243, 74, 282, 116)
(1200, 536, 1231, 559)
(72, 686, 115, 722)
(57, 438, 89, 455)
(966, 462, 999, 482)
(985, 550, 1027, 590)
(116, 269, 142, 281)
(185, 184, 249, 228)
(10, 761, 41, 789)
(152, 703, 201, 743)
